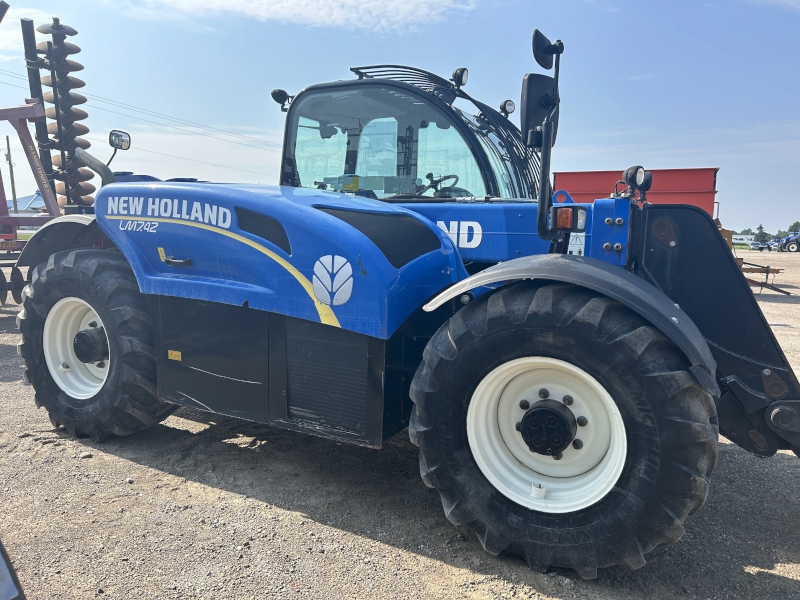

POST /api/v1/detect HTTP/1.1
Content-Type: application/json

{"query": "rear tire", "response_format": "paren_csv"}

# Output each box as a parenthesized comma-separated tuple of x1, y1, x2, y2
(409, 282, 718, 578)
(787, 242, 799, 252)
(18, 249, 176, 440)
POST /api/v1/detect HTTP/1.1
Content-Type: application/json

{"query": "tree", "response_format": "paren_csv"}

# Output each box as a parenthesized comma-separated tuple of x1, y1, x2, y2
(773, 230, 788, 241)
(739, 228, 754, 236)
(754, 224, 770, 244)
(788, 221, 800, 233)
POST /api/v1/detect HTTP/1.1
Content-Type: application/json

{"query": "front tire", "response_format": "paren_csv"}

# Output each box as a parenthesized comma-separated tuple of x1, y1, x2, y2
(18, 249, 176, 440)
(409, 282, 718, 578)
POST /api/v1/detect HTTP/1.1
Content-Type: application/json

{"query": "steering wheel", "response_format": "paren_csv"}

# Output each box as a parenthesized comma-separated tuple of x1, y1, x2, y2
(417, 172, 459, 195)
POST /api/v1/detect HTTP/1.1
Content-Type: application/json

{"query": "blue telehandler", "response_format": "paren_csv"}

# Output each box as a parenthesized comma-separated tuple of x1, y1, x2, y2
(10, 20, 799, 578)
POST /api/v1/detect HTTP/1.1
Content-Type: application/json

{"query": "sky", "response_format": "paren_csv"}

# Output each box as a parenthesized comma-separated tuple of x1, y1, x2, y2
(0, 0, 798, 232)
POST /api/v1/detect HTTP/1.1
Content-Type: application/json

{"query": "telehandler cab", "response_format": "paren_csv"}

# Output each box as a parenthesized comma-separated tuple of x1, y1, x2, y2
(10, 18, 799, 578)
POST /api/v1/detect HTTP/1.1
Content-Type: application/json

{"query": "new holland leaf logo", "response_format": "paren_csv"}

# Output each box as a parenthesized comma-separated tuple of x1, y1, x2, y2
(312, 255, 353, 306)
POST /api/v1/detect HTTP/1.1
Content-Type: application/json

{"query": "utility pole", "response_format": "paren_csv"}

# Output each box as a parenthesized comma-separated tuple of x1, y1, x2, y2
(5, 135, 17, 213)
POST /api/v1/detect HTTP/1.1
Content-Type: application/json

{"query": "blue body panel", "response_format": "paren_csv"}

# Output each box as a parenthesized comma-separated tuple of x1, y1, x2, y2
(94, 183, 631, 340)
(398, 203, 551, 263)
(399, 196, 631, 266)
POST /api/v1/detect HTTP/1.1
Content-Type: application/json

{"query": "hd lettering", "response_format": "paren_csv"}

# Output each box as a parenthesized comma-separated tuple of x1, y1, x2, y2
(106, 197, 232, 229)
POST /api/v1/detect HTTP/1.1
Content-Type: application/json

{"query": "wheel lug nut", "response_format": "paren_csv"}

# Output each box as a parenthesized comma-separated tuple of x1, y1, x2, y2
(519, 400, 530, 410)
(577, 416, 588, 427)
(515, 421, 521, 431)
(538, 388, 549, 399)
(562, 395, 574, 406)
(553, 452, 563, 460)
(572, 439, 584, 450)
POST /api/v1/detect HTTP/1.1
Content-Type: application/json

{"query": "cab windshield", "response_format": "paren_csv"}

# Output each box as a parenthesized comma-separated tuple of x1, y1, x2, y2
(286, 85, 517, 200)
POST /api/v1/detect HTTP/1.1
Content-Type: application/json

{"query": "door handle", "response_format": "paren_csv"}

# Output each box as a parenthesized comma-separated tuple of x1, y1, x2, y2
(164, 257, 193, 267)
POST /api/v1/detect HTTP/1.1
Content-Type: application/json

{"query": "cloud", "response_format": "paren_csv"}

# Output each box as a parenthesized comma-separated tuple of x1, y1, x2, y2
(123, 0, 479, 32)
(0, 7, 52, 65)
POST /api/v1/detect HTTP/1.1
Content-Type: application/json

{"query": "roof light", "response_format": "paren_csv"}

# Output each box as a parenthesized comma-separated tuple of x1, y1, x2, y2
(623, 165, 645, 188)
(451, 67, 469, 88)
(499, 99, 516, 117)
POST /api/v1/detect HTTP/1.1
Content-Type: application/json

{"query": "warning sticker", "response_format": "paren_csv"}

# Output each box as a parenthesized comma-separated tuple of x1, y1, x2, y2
(567, 233, 585, 256)
(168, 350, 182, 361)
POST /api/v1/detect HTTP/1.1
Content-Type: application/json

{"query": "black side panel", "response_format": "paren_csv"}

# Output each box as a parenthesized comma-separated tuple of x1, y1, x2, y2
(157, 297, 269, 422)
(316, 207, 441, 269)
(236, 207, 292, 254)
(152, 299, 386, 447)
(635, 205, 799, 451)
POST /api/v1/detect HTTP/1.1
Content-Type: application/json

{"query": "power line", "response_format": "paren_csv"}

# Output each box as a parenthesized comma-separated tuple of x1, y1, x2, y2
(84, 103, 281, 153)
(0, 79, 279, 179)
(88, 135, 278, 179)
(82, 90, 284, 149)
(0, 69, 283, 152)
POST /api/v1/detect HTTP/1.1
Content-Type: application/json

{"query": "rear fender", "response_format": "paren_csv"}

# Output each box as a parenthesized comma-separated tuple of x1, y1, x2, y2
(15, 214, 105, 269)
(424, 253, 719, 397)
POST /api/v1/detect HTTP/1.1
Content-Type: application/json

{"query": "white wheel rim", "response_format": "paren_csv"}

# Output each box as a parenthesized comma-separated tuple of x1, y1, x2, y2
(467, 357, 627, 513)
(43, 297, 110, 399)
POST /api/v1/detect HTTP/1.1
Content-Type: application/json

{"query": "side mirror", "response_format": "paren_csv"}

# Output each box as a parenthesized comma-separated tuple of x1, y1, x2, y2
(0, 539, 25, 600)
(520, 73, 559, 147)
(271, 89, 291, 112)
(533, 29, 564, 71)
(109, 130, 131, 151)
(533, 29, 555, 70)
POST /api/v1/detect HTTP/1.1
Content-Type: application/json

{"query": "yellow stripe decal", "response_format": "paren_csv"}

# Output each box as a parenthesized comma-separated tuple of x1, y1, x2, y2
(106, 215, 340, 327)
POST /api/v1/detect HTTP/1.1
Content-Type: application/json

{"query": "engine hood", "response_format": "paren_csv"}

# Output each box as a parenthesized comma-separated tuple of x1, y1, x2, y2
(93, 182, 465, 339)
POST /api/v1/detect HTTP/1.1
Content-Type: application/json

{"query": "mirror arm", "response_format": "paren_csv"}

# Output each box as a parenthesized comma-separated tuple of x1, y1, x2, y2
(536, 51, 562, 243)
(106, 147, 118, 167)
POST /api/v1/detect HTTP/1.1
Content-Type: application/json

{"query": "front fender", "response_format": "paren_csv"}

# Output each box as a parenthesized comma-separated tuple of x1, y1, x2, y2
(425, 253, 719, 396)
(15, 214, 103, 269)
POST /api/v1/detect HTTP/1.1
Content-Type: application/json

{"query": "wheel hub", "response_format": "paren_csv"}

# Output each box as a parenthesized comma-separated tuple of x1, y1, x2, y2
(520, 399, 577, 455)
(73, 326, 109, 364)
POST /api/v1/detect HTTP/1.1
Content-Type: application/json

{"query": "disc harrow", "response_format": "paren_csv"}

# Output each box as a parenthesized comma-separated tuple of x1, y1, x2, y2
(27, 17, 95, 207)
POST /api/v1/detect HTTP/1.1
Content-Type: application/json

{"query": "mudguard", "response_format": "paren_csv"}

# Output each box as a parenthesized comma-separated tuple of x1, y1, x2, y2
(92, 183, 465, 340)
(15, 214, 103, 268)
(424, 253, 720, 396)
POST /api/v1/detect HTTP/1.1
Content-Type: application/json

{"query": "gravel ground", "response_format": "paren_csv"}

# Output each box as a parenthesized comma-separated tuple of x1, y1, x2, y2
(1, 250, 800, 600)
